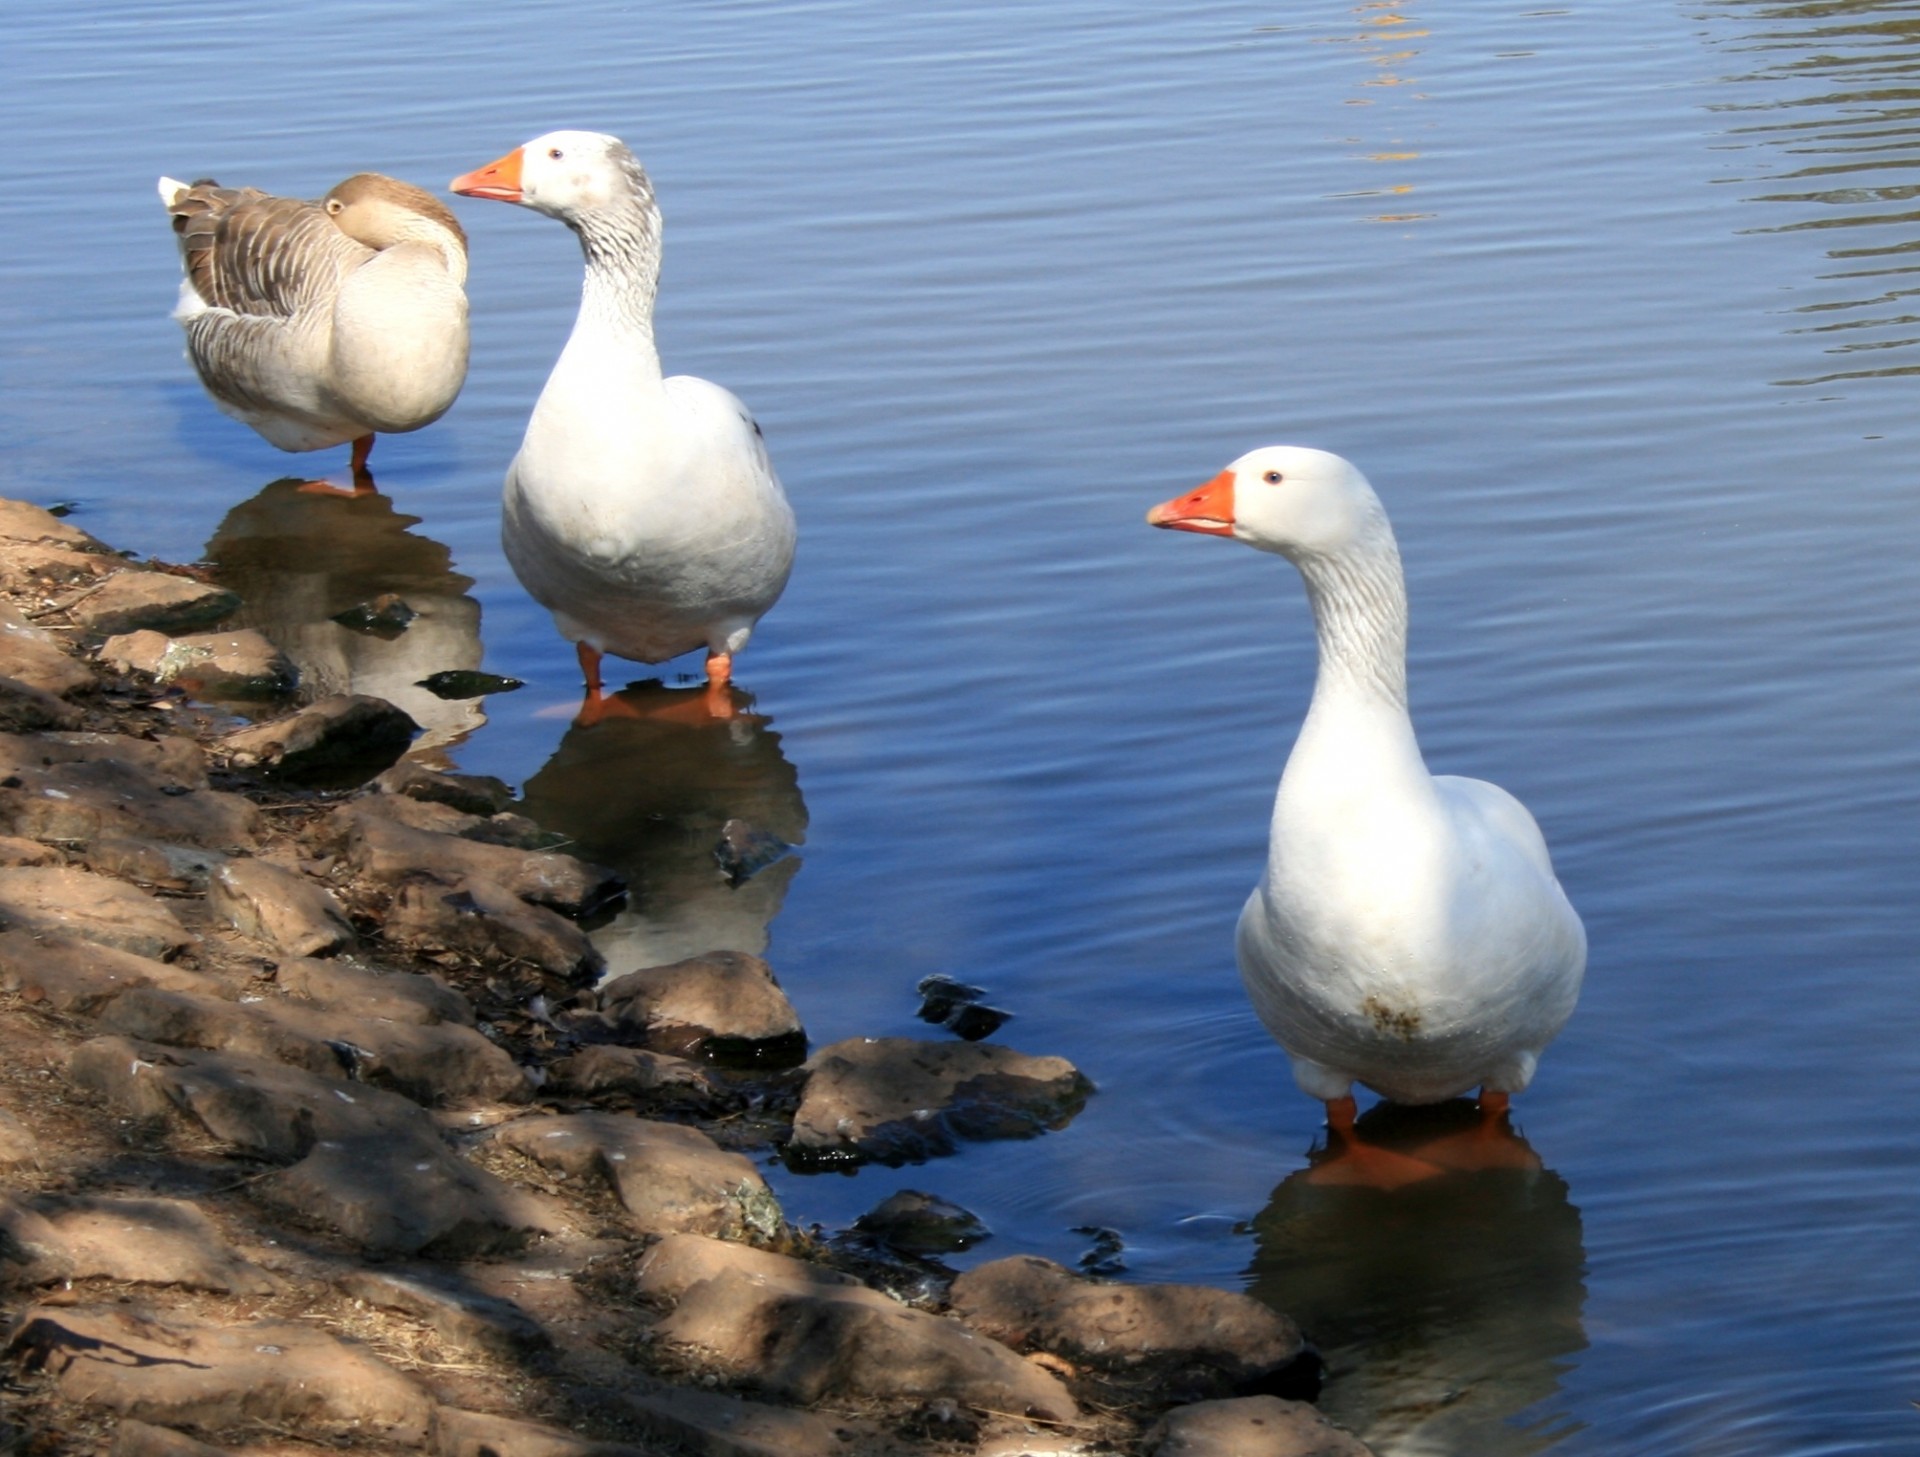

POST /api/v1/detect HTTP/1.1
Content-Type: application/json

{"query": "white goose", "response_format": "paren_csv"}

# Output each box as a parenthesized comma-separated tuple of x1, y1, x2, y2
(449, 131, 795, 718)
(1148, 446, 1585, 1186)
(158, 172, 470, 488)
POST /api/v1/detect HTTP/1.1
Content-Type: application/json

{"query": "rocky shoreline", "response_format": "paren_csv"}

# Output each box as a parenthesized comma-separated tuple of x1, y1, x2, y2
(0, 497, 1374, 1457)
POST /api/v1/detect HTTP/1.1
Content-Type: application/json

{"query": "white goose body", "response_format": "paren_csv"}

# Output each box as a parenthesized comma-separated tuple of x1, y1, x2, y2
(1151, 447, 1584, 1108)
(452, 131, 793, 682)
(158, 173, 469, 464)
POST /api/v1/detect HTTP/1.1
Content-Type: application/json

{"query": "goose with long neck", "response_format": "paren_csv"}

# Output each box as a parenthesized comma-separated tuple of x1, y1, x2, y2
(1148, 446, 1585, 1186)
(158, 171, 469, 491)
(451, 131, 794, 719)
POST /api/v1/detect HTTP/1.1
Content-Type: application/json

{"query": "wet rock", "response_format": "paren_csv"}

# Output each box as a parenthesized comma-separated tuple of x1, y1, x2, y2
(0, 929, 228, 1013)
(108, 1422, 232, 1457)
(634, 1233, 865, 1305)
(787, 1037, 1093, 1168)
(949, 1256, 1307, 1396)
(217, 693, 418, 786)
(331, 591, 416, 637)
(0, 867, 193, 960)
(259, 1134, 564, 1256)
(852, 1190, 992, 1256)
(416, 668, 525, 699)
(0, 755, 258, 850)
(387, 876, 602, 981)
(276, 955, 475, 1026)
(916, 973, 1013, 1042)
(0, 607, 91, 697)
(65, 569, 240, 637)
(98, 627, 296, 699)
(431, 1406, 653, 1457)
(374, 757, 517, 817)
(0, 1194, 272, 1294)
(69, 1036, 440, 1161)
(6, 1303, 434, 1443)
(0, 1108, 40, 1169)
(650, 1257, 1076, 1420)
(0, 674, 82, 731)
(207, 856, 355, 956)
(494, 1112, 780, 1241)
(597, 950, 806, 1068)
(1074, 1224, 1128, 1277)
(340, 1268, 550, 1359)
(322, 797, 620, 914)
(714, 817, 792, 886)
(1143, 1396, 1374, 1457)
(546, 1043, 722, 1106)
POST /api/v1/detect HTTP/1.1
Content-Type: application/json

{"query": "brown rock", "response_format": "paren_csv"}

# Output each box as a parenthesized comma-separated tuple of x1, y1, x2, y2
(949, 1256, 1305, 1391)
(78, 833, 226, 892)
(0, 674, 82, 731)
(386, 876, 602, 981)
(0, 608, 90, 697)
(340, 1268, 550, 1359)
(2, 1194, 271, 1295)
(0, 929, 231, 1013)
(373, 758, 517, 817)
(0, 1196, 67, 1282)
(494, 1112, 780, 1240)
(207, 857, 355, 956)
(108, 1421, 233, 1457)
(547, 1043, 720, 1105)
(0, 866, 193, 960)
(1144, 1397, 1374, 1457)
(0, 753, 258, 851)
(633, 1233, 864, 1305)
(259, 1134, 565, 1256)
(216, 694, 418, 785)
(276, 956, 474, 1026)
(99, 628, 295, 698)
(653, 1265, 1076, 1420)
(0, 835, 60, 866)
(6, 1303, 433, 1442)
(598, 951, 805, 1067)
(611, 1383, 901, 1457)
(0, 499, 104, 550)
(69, 1036, 440, 1161)
(788, 1037, 1093, 1167)
(0, 543, 115, 594)
(66, 569, 241, 637)
(0, 729, 209, 787)
(0, 1108, 40, 1169)
(430, 1407, 653, 1457)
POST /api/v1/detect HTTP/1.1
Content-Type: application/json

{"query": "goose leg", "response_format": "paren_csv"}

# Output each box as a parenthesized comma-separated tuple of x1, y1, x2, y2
(703, 650, 736, 720)
(1305, 1096, 1445, 1190)
(1409, 1089, 1542, 1172)
(296, 435, 380, 498)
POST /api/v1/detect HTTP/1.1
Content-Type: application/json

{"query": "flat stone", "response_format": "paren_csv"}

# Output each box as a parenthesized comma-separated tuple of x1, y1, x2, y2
(386, 877, 601, 981)
(494, 1112, 779, 1241)
(321, 798, 620, 915)
(2, 1194, 272, 1294)
(79, 833, 226, 892)
(66, 569, 241, 637)
(0, 1108, 40, 1169)
(0, 1195, 67, 1283)
(0, 675, 82, 731)
(788, 1037, 1093, 1168)
(6, 1303, 433, 1442)
(430, 1407, 652, 1457)
(653, 1264, 1076, 1420)
(99, 628, 295, 699)
(546, 1043, 721, 1106)
(610, 1384, 896, 1457)
(373, 759, 517, 817)
(275, 956, 474, 1026)
(0, 929, 232, 1013)
(1144, 1397, 1374, 1457)
(0, 753, 258, 851)
(208, 857, 355, 956)
(69, 1036, 440, 1161)
(0, 499, 108, 553)
(340, 1268, 550, 1359)
(0, 609, 91, 698)
(597, 951, 805, 1067)
(633, 1233, 865, 1305)
(259, 1134, 564, 1256)
(0, 867, 193, 960)
(0, 730, 209, 787)
(0, 836, 60, 866)
(949, 1256, 1305, 1392)
(0, 542, 116, 594)
(108, 1422, 234, 1457)
(216, 694, 418, 786)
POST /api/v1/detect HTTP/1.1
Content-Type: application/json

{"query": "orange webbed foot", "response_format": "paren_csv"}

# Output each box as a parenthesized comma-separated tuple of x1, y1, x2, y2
(1407, 1090, 1543, 1173)
(1305, 1096, 1446, 1191)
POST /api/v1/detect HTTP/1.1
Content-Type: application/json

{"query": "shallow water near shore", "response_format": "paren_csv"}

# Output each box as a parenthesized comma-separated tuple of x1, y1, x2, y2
(9, 2, 1920, 1451)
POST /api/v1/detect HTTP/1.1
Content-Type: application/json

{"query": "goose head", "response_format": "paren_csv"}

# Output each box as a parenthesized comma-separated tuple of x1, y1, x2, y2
(324, 173, 467, 255)
(449, 130, 652, 221)
(1147, 445, 1388, 562)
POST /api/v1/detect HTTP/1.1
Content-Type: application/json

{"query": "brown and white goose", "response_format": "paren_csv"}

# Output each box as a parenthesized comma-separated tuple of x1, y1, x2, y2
(450, 131, 794, 720)
(158, 171, 470, 489)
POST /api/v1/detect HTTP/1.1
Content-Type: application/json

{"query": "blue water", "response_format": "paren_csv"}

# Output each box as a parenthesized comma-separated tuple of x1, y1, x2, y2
(9, 2, 1920, 1450)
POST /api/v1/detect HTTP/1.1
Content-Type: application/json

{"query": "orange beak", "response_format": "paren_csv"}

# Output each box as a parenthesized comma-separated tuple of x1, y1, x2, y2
(1146, 468, 1236, 537)
(450, 147, 525, 202)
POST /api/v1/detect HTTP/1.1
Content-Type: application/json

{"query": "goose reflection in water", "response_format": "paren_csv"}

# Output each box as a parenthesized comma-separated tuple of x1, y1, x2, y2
(200, 478, 487, 757)
(1247, 1100, 1586, 1457)
(517, 680, 806, 982)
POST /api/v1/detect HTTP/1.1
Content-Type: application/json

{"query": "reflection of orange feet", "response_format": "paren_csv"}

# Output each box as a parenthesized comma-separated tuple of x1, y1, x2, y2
(1305, 1096, 1445, 1190)
(1409, 1090, 1542, 1173)
(294, 475, 377, 498)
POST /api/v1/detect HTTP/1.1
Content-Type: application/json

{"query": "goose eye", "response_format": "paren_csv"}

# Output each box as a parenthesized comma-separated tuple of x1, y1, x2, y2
(548, 148, 564, 160)
(326, 199, 342, 214)
(1262, 470, 1284, 485)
